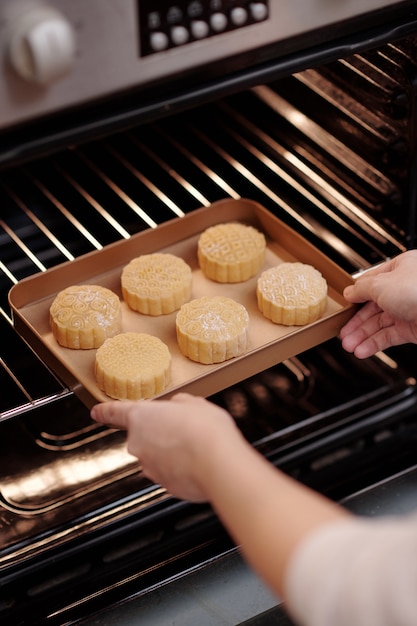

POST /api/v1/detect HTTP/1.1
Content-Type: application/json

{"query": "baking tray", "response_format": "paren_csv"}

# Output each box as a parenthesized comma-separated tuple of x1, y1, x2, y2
(9, 198, 356, 408)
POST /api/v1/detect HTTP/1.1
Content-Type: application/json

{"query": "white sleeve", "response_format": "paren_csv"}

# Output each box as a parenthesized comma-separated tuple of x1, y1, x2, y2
(284, 511, 417, 626)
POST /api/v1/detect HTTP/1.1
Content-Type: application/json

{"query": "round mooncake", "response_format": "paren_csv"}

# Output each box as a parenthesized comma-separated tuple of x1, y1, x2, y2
(256, 262, 328, 326)
(49, 284, 122, 349)
(197, 222, 266, 283)
(95, 332, 171, 400)
(121, 253, 192, 315)
(176, 295, 249, 364)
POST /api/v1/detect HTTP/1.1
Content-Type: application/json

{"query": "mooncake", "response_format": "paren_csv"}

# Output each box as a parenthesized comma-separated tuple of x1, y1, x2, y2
(50, 284, 122, 349)
(121, 253, 192, 315)
(197, 222, 266, 283)
(95, 332, 171, 400)
(176, 295, 249, 364)
(256, 262, 327, 325)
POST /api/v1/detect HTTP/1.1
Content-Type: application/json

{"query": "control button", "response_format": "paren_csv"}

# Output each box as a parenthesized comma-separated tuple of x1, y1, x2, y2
(249, 3, 268, 21)
(8, 6, 75, 85)
(148, 12, 161, 29)
(191, 20, 209, 39)
(150, 31, 169, 51)
(188, 1, 204, 18)
(171, 25, 189, 45)
(210, 0, 223, 10)
(167, 6, 183, 24)
(230, 7, 248, 26)
(210, 12, 228, 32)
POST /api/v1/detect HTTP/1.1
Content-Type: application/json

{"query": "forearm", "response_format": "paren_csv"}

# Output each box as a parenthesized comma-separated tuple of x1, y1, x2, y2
(286, 511, 417, 626)
(197, 434, 350, 598)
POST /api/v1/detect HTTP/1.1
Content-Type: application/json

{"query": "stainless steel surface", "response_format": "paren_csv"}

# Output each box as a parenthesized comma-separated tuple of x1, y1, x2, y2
(0, 0, 411, 129)
(76, 549, 278, 626)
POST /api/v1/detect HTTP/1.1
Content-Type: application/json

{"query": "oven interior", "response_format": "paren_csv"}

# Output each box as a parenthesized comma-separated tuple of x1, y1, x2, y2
(2, 25, 417, 625)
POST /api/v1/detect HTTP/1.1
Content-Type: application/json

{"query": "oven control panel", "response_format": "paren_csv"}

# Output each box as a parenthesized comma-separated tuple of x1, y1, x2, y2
(0, 0, 411, 132)
(138, 1, 269, 55)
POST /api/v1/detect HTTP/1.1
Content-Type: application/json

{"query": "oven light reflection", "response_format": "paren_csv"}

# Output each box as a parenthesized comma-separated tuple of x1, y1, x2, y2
(284, 108, 307, 129)
(2, 441, 139, 510)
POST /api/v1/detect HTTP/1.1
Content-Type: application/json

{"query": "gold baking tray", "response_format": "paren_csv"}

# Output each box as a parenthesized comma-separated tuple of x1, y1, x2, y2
(9, 198, 356, 408)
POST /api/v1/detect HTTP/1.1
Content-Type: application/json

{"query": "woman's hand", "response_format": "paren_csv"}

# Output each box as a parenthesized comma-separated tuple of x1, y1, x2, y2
(340, 250, 417, 358)
(91, 392, 348, 600)
(90, 392, 241, 503)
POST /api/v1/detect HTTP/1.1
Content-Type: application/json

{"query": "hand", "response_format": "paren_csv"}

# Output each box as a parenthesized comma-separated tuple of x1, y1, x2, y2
(91, 391, 348, 603)
(340, 250, 417, 358)
(90, 392, 241, 503)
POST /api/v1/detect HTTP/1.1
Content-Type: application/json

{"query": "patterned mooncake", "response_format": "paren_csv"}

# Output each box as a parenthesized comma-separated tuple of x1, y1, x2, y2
(176, 295, 249, 364)
(256, 262, 327, 325)
(121, 253, 192, 315)
(197, 222, 266, 283)
(95, 332, 171, 400)
(50, 284, 122, 349)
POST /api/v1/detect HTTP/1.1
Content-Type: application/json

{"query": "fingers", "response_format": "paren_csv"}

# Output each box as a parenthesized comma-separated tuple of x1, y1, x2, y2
(90, 393, 204, 432)
(343, 257, 397, 305)
(343, 276, 379, 304)
(345, 326, 402, 359)
(171, 392, 202, 405)
(341, 308, 397, 358)
(339, 301, 381, 340)
(90, 400, 140, 430)
(342, 334, 380, 359)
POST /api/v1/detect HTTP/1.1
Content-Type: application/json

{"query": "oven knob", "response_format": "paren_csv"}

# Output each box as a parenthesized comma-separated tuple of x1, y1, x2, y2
(8, 6, 76, 85)
(191, 20, 209, 39)
(171, 25, 189, 46)
(150, 31, 169, 51)
(249, 3, 269, 21)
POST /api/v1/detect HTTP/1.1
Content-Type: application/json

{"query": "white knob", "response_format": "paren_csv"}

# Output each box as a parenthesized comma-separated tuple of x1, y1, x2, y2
(210, 13, 228, 32)
(191, 20, 209, 39)
(150, 31, 169, 51)
(230, 7, 248, 26)
(171, 25, 189, 46)
(8, 7, 76, 85)
(250, 3, 269, 21)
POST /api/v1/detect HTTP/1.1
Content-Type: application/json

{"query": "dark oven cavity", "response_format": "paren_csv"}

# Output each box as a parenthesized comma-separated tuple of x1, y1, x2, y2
(1, 29, 417, 625)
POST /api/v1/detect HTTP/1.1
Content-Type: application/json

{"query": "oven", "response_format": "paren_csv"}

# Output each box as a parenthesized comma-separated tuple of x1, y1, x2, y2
(2, 1, 417, 624)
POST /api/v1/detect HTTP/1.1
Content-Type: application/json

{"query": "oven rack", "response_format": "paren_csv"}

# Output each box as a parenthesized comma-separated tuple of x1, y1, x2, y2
(1, 38, 416, 420)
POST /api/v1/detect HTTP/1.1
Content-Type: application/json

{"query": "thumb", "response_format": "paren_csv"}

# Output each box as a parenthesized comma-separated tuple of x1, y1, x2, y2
(91, 401, 131, 430)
